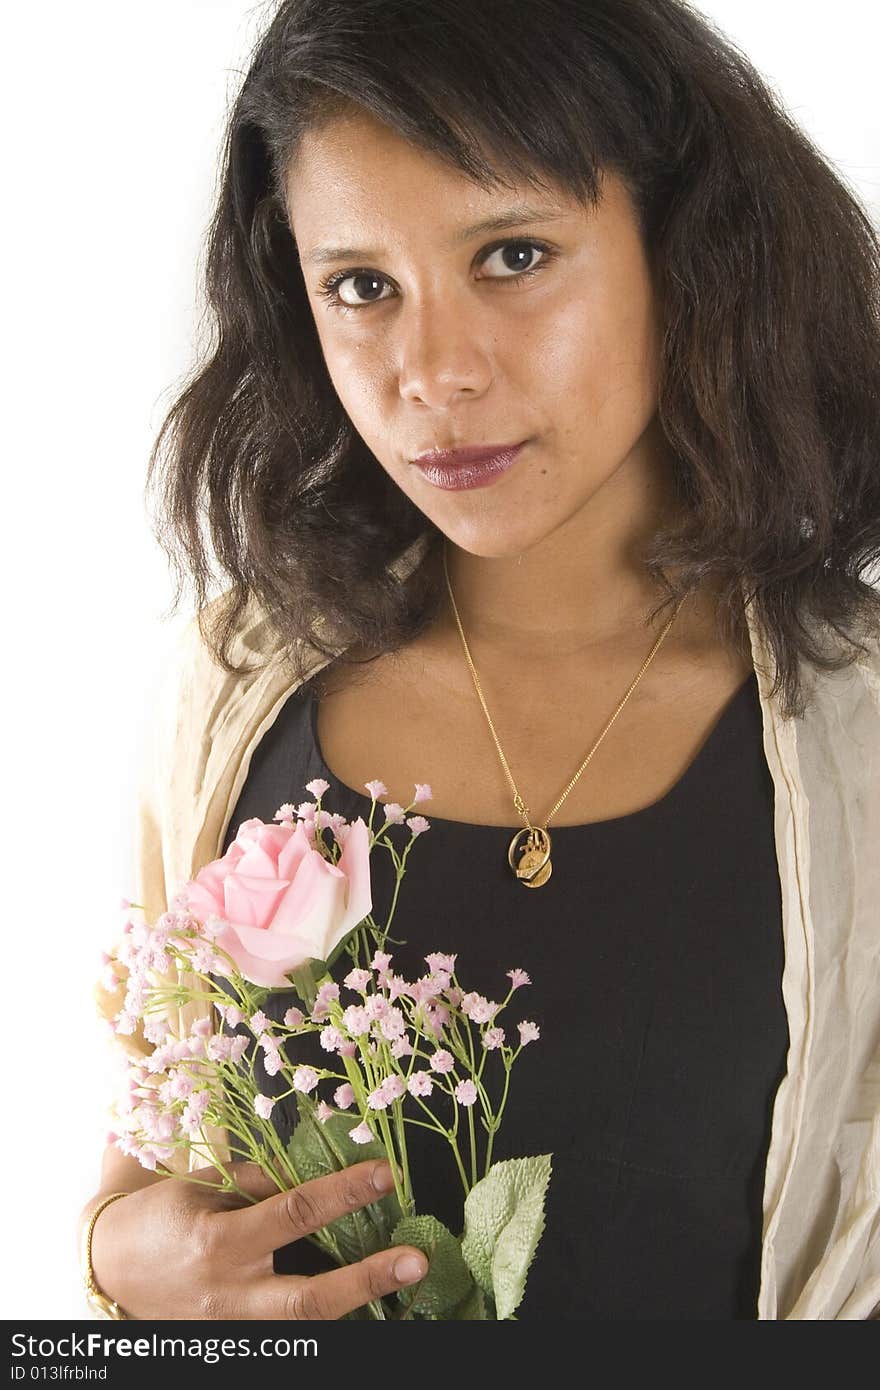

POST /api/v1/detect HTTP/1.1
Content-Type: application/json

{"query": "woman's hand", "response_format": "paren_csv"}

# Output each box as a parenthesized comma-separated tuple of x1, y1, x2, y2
(87, 1158, 428, 1320)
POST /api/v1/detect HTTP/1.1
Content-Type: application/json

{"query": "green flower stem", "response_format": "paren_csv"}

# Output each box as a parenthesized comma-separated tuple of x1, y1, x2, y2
(373, 1105, 410, 1217)
(466, 1103, 478, 1187)
(392, 1097, 412, 1210)
(494, 1049, 519, 1114)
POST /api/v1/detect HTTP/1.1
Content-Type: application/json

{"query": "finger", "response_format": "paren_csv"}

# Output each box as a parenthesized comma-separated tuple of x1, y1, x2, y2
(182, 1160, 281, 1211)
(228, 1160, 398, 1258)
(253, 1245, 429, 1321)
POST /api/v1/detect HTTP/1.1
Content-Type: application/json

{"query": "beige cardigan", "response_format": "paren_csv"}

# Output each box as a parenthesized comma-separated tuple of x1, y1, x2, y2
(100, 552, 880, 1320)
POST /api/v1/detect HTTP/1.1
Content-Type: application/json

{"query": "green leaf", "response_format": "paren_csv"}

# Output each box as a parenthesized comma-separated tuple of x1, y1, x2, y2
(443, 1281, 489, 1320)
(286, 1101, 401, 1263)
(390, 1215, 475, 1318)
(460, 1154, 552, 1319)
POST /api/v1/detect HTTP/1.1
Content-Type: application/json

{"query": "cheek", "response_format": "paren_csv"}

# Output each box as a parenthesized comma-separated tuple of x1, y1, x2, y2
(317, 329, 391, 431)
(534, 281, 660, 438)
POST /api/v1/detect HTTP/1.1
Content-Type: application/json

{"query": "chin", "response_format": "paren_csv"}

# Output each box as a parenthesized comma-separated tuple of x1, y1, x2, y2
(438, 515, 553, 561)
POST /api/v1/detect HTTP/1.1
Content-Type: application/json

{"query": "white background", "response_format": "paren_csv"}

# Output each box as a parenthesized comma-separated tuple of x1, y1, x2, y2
(2, 1, 878, 1318)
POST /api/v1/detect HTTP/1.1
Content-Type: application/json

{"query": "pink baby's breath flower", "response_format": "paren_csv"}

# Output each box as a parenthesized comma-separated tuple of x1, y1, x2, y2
(250, 1011, 269, 1035)
(296, 800, 318, 819)
(349, 1121, 374, 1145)
(412, 783, 433, 803)
(378, 1008, 406, 1041)
(409, 977, 437, 1005)
(263, 1049, 283, 1077)
(254, 1094, 275, 1120)
(445, 986, 463, 1008)
(387, 974, 412, 1002)
(229, 1036, 249, 1064)
(454, 1080, 478, 1106)
(190, 1017, 212, 1039)
(343, 968, 371, 992)
(143, 1016, 169, 1047)
(146, 1044, 172, 1075)
(311, 981, 340, 1022)
(316, 1101, 333, 1124)
(180, 1091, 211, 1135)
(224, 1005, 244, 1028)
(326, 812, 349, 840)
(425, 952, 457, 975)
(371, 950, 392, 974)
(429, 1049, 455, 1074)
(305, 778, 330, 799)
(100, 965, 120, 992)
(293, 1066, 320, 1094)
(390, 1034, 414, 1059)
(192, 942, 221, 973)
(342, 1005, 370, 1036)
(406, 816, 431, 837)
(364, 780, 388, 801)
(320, 1026, 345, 1053)
(259, 1032, 280, 1054)
(273, 803, 297, 822)
(206, 1035, 233, 1062)
(364, 994, 389, 1021)
(199, 914, 228, 941)
(407, 1071, 434, 1098)
(517, 1020, 540, 1046)
(338, 1040, 357, 1058)
(482, 1027, 505, 1050)
(382, 1074, 405, 1102)
(367, 1083, 391, 1111)
(283, 1007, 305, 1028)
(507, 969, 531, 990)
(461, 992, 499, 1024)
(381, 803, 406, 826)
(334, 1083, 355, 1110)
(368, 1074, 406, 1110)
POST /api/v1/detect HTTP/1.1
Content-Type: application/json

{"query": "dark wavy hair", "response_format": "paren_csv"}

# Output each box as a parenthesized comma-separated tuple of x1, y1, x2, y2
(147, 0, 880, 720)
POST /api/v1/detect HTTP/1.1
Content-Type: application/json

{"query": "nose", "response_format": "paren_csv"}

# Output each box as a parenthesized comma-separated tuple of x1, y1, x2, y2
(397, 298, 493, 409)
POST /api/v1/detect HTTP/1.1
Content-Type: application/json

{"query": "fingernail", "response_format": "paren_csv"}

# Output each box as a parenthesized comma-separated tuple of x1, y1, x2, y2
(371, 1161, 395, 1194)
(393, 1253, 427, 1285)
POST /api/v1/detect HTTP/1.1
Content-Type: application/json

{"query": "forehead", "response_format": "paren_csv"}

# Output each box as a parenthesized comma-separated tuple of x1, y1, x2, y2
(285, 108, 578, 241)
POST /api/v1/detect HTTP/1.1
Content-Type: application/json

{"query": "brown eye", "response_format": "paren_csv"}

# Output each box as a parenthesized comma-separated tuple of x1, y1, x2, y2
(480, 242, 547, 277)
(335, 272, 393, 307)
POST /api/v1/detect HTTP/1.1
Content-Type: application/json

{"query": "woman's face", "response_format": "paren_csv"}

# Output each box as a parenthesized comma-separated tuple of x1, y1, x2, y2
(286, 108, 667, 560)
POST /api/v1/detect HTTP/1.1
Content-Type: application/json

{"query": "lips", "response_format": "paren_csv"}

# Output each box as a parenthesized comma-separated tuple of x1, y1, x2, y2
(411, 442, 527, 466)
(409, 441, 528, 491)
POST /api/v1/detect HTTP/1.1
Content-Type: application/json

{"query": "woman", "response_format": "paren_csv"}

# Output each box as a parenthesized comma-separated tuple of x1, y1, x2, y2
(80, 0, 880, 1320)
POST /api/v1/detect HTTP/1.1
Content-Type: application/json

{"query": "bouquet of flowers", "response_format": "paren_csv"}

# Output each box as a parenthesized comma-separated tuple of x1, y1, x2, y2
(98, 777, 551, 1320)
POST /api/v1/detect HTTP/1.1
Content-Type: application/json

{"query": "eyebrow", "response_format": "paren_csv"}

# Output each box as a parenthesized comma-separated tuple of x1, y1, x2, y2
(302, 206, 568, 266)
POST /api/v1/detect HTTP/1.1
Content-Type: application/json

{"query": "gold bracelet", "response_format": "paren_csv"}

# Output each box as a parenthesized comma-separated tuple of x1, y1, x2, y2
(82, 1191, 130, 1319)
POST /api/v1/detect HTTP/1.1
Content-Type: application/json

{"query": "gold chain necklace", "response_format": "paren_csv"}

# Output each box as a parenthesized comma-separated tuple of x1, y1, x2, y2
(442, 542, 689, 887)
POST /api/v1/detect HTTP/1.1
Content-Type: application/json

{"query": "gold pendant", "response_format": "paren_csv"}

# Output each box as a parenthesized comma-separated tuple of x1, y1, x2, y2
(508, 826, 552, 888)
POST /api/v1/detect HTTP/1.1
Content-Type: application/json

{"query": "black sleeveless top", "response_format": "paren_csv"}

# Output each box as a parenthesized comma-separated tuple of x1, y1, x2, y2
(220, 668, 789, 1320)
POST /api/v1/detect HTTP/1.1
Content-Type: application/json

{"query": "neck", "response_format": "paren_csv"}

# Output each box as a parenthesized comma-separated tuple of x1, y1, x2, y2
(438, 456, 694, 667)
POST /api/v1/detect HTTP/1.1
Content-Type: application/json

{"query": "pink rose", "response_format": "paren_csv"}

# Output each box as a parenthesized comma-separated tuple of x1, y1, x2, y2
(182, 816, 372, 989)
